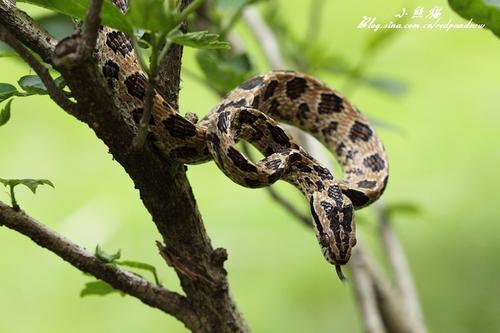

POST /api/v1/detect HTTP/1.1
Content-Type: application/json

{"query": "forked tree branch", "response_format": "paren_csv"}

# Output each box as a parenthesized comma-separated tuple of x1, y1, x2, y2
(0, 1, 249, 332)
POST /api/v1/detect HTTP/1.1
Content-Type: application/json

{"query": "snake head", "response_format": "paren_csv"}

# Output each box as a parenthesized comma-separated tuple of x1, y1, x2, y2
(310, 189, 357, 279)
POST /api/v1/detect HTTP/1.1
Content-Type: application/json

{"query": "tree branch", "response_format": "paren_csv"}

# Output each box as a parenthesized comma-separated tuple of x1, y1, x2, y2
(82, 0, 104, 56)
(0, 1, 249, 331)
(242, 6, 286, 70)
(0, 2, 56, 63)
(349, 246, 386, 333)
(378, 206, 427, 333)
(0, 24, 75, 112)
(0, 201, 193, 323)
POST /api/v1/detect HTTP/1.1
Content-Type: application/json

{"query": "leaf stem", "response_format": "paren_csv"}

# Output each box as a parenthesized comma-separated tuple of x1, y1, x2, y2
(132, 33, 173, 149)
(9, 185, 19, 211)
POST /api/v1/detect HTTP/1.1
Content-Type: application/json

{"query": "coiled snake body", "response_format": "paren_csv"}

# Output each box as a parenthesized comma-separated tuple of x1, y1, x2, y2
(96, 0, 388, 278)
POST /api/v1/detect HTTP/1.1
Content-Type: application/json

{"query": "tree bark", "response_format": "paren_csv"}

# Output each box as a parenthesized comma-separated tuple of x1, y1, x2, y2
(0, 2, 249, 332)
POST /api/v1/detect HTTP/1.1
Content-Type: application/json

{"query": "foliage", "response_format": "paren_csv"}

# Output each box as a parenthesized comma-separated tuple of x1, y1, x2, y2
(0, 99, 13, 126)
(0, 178, 54, 210)
(81, 246, 162, 297)
(449, 0, 500, 37)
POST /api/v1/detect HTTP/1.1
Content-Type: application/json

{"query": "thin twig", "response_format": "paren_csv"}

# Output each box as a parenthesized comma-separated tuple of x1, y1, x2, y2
(378, 205, 427, 333)
(0, 24, 75, 112)
(0, 201, 193, 322)
(82, 0, 104, 57)
(349, 245, 386, 333)
(305, 0, 325, 43)
(242, 6, 286, 69)
(132, 37, 172, 149)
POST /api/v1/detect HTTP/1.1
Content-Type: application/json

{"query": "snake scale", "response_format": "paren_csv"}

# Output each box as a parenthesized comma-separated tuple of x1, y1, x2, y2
(96, 0, 388, 279)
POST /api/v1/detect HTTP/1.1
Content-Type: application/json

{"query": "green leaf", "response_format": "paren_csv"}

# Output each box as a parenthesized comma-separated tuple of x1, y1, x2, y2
(170, 31, 230, 49)
(20, 179, 55, 193)
(80, 280, 125, 297)
(385, 202, 422, 217)
(0, 99, 13, 127)
(116, 260, 161, 285)
(36, 13, 74, 40)
(196, 50, 254, 94)
(448, 0, 500, 38)
(0, 178, 55, 193)
(18, 75, 49, 95)
(95, 245, 121, 263)
(0, 83, 18, 102)
(126, 0, 177, 32)
(18, 0, 132, 33)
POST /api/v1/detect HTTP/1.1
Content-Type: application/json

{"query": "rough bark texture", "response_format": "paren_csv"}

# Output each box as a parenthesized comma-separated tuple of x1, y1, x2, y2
(0, 1, 248, 332)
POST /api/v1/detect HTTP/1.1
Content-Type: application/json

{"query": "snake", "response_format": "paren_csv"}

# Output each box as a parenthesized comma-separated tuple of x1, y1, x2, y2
(93, 0, 389, 279)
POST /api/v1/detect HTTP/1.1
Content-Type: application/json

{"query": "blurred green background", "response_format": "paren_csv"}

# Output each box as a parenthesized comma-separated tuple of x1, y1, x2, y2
(1, 0, 499, 332)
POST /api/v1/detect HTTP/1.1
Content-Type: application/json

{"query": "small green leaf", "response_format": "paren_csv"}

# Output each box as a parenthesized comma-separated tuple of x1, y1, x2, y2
(0, 99, 13, 127)
(18, 0, 132, 33)
(170, 31, 230, 49)
(18, 75, 49, 95)
(196, 50, 254, 94)
(385, 202, 422, 217)
(21, 179, 55, 193)
(0, 83, 18, 102)
(0, 178, 55, 193)
(95, 245, 121, 263)
(449, 0, 500, 38)
(116, 260, 161, 285)
(80, 280, 125, 297)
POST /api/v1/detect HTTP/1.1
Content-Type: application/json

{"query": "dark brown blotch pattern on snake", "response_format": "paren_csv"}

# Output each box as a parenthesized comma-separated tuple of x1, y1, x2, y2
(349, 121, 373, 142)
(227, 146, 258, 173)
(266, 123, 291, 147)
(263, 80, 279, 100)
(106, 31, 133, 57)
(342, 189, 370, 207)
(162, 115, 197, 139)
(217, 111, 230, 133)
(318, 92, 343, 114)
(286, 77, 308, 99)
(239, 76, 264, 90)
(357, 180, 377, 189)
(102, 59, 120, 88)
(363, 153, 385, 172)
(124, 72, 147, 101)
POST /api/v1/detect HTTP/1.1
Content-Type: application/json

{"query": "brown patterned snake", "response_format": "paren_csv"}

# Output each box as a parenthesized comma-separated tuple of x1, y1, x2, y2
(96, 0, 388, 279)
